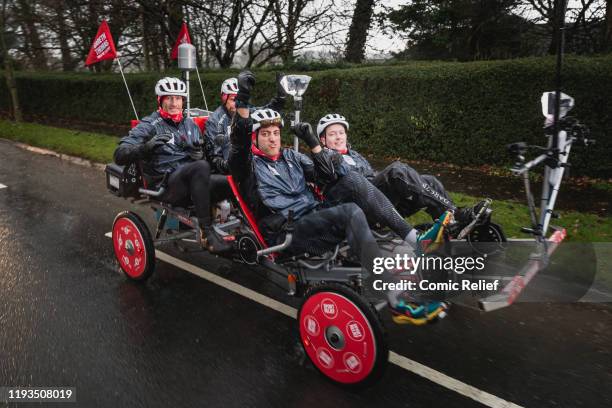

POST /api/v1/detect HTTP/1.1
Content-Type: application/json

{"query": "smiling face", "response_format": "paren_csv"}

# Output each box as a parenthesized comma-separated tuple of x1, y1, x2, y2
(161, 95, 184, 115)
(322, 123, 348, 151)
(257, 124, 282, 157)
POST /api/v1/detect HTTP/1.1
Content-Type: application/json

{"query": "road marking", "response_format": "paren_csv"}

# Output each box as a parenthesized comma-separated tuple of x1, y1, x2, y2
(0, 183, 6, 189)
(105, 232, 523, 408)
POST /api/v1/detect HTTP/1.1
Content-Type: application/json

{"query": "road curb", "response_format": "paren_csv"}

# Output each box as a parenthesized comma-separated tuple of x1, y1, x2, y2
(2, 138, 106, 172)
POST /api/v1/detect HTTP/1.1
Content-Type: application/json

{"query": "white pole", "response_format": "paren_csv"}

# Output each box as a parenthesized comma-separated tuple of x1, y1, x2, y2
(195, 67, 209, 112)
(115, 55, 139, 120)
(185, 71, 190, 118)
(294, 108, 300, 151)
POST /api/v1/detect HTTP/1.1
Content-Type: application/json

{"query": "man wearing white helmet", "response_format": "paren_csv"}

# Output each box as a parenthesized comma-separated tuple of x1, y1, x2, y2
(114, 77, 233, 254)
(204, 73, 287, 174)
(227, 71, 447, 325)
(316, 113, 491, 234)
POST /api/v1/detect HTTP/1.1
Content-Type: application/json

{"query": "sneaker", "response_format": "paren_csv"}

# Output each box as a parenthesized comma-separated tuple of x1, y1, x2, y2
(389, 300, 448, 325)
(201, 227, 234, 254)
(417, 211, 453, 254)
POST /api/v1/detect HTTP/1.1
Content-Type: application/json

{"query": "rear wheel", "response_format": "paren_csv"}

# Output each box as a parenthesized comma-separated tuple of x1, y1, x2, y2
(112, 211, 155, 281)
(298, 283, 388, 387)
(467, 222, 506, 255)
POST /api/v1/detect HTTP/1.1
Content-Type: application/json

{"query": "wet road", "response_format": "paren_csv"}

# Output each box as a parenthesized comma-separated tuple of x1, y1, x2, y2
(1, 139, 611, 408)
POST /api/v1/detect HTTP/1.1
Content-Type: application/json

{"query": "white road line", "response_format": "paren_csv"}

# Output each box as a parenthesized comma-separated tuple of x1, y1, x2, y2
(155, 251, 297, 319)
(105, 232, 523, 408)
(0, 183, 7, 189)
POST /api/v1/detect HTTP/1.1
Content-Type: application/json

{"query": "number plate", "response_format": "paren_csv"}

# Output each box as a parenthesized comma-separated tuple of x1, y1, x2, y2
(109, 175, 120, 189)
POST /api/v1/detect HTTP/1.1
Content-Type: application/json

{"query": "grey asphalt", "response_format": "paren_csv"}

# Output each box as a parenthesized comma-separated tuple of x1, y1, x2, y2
(0, 139, 611, 408)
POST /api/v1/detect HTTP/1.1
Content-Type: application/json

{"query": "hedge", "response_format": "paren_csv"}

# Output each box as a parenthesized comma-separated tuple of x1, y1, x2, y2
(1, 56, 611, 178)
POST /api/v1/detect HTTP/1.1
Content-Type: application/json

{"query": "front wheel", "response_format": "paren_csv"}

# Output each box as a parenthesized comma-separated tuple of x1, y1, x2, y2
(112, 211, 155, 281)
(298, 283, 388, 387)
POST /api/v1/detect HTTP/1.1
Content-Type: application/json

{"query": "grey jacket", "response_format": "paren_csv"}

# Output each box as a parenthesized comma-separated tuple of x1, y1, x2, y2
(228, 115, 336, 242)
(336, 148, 376, 180)
(114, 111, 203, 184)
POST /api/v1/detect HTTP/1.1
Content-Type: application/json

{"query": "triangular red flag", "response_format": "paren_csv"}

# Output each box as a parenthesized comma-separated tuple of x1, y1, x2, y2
(85, 20, 117, 66)
(170, 22, 192, 60)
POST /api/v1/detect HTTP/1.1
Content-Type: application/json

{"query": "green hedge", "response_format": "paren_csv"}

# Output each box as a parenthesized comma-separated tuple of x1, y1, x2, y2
(1, 56, 611, 177)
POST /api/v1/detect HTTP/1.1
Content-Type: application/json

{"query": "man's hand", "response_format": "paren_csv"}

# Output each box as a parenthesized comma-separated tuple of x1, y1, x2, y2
(187, 138, 204, 160)
(236, 70, 256, 107)
(292, 122, 320, 150)
(214, 134, 229, 146)
(143, 133, 172, 154)
(187, 147, 204, 160)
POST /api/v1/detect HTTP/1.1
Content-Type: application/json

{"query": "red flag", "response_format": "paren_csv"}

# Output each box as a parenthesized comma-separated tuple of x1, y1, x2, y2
(170, 22, 192, 60)
(85, 20, 117, 66)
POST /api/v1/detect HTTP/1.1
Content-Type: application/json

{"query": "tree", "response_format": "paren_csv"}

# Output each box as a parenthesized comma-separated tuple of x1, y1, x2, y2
(605, 0, 612, 50)
(384, 0, 528, 60)
(184, 0, 255, 68)
(345, 0, 375, 63)
(518, 0, 607, 54)
(254, 0, 340, 66)
(1, 0, 22, 121)
(14, 0, 47, 70)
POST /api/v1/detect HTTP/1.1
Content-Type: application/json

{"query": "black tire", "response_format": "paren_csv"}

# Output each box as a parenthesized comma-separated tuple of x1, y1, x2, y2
(467, 222, 507, 255)
(112, 211, 156, 281)
(298, 283, 388, 387)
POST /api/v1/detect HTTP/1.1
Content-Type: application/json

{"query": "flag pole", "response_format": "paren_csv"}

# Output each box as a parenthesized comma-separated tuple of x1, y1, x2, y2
(115, 54, 139, 120)
(194, 66, 209, 112)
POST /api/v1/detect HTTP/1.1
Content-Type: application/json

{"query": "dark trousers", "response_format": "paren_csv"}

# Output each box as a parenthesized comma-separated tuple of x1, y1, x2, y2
(284, 203, 382, 273)
(373, 161, 454, 220)
(160, 161, 232, 227)
(324, 170, 414, 239)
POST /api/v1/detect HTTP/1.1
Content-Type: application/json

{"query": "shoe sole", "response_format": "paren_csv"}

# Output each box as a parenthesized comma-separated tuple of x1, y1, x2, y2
(391, 306, 447, 326)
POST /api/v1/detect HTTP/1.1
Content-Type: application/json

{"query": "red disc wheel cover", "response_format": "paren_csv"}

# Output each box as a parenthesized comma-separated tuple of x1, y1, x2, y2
(113, 217, 147, 278)
(300, 291, 376, 384)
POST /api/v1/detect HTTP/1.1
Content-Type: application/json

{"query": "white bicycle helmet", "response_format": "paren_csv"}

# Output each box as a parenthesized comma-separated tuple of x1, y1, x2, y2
(317, 113, 349, 137)
(221, 77, 239, 95)
(155, 77, 187, 97)
(252, 109, 283, 132)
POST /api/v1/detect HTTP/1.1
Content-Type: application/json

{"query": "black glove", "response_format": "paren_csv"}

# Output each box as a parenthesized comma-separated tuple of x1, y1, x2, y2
(330, 150, 343, 169)
(188, 150, 203, 160)
(143, 133, 172, 154)
(276, 72, 287, 100)
(213, 157, 230, 174)
(187, 146, 203, 160)
(292, 122, 320, 149)
(236, 70, 256, 107)
(187, 138, 204, 160)
(214, 133, 229, 147)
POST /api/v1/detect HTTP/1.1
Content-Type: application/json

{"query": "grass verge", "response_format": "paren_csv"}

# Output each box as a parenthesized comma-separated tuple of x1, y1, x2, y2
(0, 119, 117, 163)
(407, 192, 612, 242)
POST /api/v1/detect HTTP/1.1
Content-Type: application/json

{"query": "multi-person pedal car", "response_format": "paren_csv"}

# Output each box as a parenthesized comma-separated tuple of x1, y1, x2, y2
(104, 39, 594, 387)
(106, 130, 393, 386)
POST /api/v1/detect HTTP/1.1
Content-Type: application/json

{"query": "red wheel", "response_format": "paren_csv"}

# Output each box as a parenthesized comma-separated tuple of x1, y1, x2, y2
(298, 283, 388, 387)
(112, 211, 155, 281)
